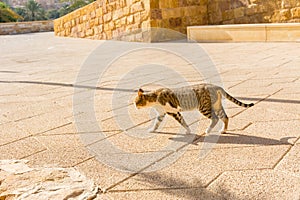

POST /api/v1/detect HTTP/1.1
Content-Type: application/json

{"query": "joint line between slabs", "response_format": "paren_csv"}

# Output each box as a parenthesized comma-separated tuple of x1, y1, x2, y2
(104, 150, 182, 192)
(72, 156, 95, 168)
(107, 186, 204, 193)
(227, 75, 256, 90)
(20, 148, 48, 160)
(271, 143, 295, 170)
(204, 172, 224, 188)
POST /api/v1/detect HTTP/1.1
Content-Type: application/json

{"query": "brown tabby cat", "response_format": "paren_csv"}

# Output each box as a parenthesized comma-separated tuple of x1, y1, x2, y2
(135, 83, 254, 134)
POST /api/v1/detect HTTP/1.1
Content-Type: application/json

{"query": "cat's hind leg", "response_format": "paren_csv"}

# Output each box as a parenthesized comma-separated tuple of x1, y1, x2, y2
(199, 108, 219, 134)
(167, 112, 191, 134)
(205, 115, 219, 134)
(215, 108, 228, 134)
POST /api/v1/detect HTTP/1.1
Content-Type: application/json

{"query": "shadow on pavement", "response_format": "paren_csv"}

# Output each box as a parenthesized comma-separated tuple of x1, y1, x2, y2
(1, 80, 299, 104)
(109, 172, 244, 200)
(167, 132, 295, 146)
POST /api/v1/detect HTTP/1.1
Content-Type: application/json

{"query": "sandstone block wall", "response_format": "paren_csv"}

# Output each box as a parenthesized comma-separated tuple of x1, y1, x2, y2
(208, 0, 300, 25)
(54, 0, 300, 42)
(54, 0, 208, 41)
(150, 0, 208, 34)
(0, 21, 53, 35)
(54, 0, 151, 42)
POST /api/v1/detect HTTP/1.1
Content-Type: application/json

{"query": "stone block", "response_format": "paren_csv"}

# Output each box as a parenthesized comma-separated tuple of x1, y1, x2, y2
(90, 10, 95, 19)
(95, 8, 103, 17)
(150, 0, 159, 8)
(280, 9, 292, 21)
(222, 10, 235, 21)
(183, 6, 202, 17)
(127, 15, 134, 24)
(162, 8, 183, 19)
(134, 12, 141, 24)
(291, 7, 300, 18)
(151, 8, 162, 19)
(187, 24, 266, 42)
(123, 7, 130, 15)
(108, 21, 115, 30)
(130, 2, 144, 14)
(113, 9, 124, 20)
(234, 7, 245, 18)
(140, 10, 150, 21)
(120, 16, 127, 25)
(159, 0, 178, 8)
(141, 20, 150, 30)
(169, 17, 182, 27)
(266, 23, 300, 41)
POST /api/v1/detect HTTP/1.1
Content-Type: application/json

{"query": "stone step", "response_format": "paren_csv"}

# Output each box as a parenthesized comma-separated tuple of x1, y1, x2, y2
(187, 23, 300, 42)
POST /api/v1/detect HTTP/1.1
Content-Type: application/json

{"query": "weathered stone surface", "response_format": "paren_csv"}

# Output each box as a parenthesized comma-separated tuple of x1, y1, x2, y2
(54, 0, 151, 42)
(207, 170, 300, 199)
(0, 160, 99, 200)
(53, 0, 300, 42)
(1, 32, 300, 199)
(0, 21, 53, 35)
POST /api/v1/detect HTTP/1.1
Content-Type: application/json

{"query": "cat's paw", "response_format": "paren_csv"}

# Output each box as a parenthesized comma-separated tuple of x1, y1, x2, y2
(205, 128, 211, 134)
(148, 128, 157, 133)
(186, 128, 191, 134)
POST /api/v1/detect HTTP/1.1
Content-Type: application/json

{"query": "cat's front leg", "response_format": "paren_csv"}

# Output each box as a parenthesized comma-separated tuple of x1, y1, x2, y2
(167, 112, 191, 134)
(148, 114, 165, 132)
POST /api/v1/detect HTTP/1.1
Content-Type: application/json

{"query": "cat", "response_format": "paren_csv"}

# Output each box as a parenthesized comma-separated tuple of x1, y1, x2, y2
(134, 83, 254, 134)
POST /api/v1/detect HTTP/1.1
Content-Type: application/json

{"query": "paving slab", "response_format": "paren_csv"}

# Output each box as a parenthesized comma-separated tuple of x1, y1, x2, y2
(111, 146, 290, 191)
(275, 145, 300, 177)
(75, 158, 134, 191)
(0, 137, 46, 160)
(207, 170, 300, 200)
(0, 33, 299, 199)
(108, 188, 223, 200)
(0, 123, 30, 146)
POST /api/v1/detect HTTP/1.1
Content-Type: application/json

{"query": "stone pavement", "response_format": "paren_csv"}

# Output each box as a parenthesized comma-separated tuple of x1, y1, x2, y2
(0, 32, 299, 199)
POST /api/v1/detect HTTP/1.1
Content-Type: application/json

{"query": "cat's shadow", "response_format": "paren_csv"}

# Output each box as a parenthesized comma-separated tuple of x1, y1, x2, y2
(156, 131, 295, 146)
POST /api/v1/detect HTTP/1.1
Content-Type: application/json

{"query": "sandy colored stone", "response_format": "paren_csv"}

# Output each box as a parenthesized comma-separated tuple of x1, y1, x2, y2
(0, 137, 46, 160)
(108, 188, 223, 200)
(75, 157, 133, 190)
(275, 144, 300, 177)
(0, 123, 30, 146)
(26, 146, 93, 168)
(112, 146, 289, 191)
(207, 170, 300, 200)
(0, 160, 98, 200)
(1, 33, 300, 199)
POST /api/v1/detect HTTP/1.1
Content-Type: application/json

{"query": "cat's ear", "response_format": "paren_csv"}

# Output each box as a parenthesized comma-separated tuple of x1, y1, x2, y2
(138, 88, 144, 96)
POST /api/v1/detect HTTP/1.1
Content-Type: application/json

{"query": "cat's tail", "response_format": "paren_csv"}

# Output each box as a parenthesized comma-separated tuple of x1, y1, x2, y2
(219, 89, 254, 108)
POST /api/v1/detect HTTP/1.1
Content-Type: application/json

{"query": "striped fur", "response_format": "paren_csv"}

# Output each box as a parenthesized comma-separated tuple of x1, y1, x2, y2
(135, 84, 254, 134)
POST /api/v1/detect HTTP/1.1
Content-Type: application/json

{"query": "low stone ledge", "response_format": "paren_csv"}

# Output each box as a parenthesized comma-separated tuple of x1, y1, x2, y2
(0, 21, 54, 35)
(0, 160, 99, 199)
(187, 23, 300, 42)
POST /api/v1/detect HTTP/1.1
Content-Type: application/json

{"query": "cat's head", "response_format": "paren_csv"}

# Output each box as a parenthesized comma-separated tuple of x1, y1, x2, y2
(134, 88, 147, 109)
